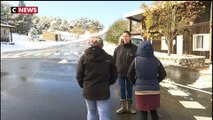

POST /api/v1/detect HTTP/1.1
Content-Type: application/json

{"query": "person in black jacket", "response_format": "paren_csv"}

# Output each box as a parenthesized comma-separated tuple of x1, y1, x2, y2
(114, 31, 137, 114)
(76, 36, 117, 120)
(127, 41, 167, 120)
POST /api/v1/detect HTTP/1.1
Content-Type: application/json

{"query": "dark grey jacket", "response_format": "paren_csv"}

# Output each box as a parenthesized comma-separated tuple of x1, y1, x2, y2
(76, 46, 117, 100)
(113, 41, 137, 76)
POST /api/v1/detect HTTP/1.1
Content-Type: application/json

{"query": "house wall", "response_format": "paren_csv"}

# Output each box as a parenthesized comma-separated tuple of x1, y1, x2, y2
(42, 31, 56, 41)
(1, 27, 10, 42)
(183, 1, 211, 59)
(127, 1, 211, 59)
(190, 24, 209, 58)
(61, 34, 78, 40)
(195, 1, 211, 23)
(152, 40, 163, 52)
(153, 1, 211, 59)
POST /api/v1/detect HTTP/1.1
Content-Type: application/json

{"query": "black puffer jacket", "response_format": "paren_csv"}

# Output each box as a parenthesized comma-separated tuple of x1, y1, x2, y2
(113, 41, 137, 76)
(76, 46, 117, 100)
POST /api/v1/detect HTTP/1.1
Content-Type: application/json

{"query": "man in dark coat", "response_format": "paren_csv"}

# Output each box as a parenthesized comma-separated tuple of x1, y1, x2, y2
(114, 31, 137, 114)
(76, 36, 117, 120)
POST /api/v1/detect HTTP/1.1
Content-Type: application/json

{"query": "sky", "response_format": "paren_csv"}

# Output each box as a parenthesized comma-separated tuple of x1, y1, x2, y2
(4, 1, 153, 31)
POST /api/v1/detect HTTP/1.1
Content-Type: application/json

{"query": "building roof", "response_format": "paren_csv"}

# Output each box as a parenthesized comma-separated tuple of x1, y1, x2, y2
(1, 23, 15, 28)
(124, 9, 145, 22)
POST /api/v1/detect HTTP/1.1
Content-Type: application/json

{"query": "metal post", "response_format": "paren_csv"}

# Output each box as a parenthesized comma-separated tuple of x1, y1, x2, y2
(10, 28, 13, 42)
(209, 1, 212, 62)
(129, 19, 132, 32)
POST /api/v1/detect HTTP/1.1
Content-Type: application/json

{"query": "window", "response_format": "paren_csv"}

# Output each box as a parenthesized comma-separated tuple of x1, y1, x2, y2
(4, 30, 7, 35)
(193, 34, 209, 51)
(195, 35, 203, 49)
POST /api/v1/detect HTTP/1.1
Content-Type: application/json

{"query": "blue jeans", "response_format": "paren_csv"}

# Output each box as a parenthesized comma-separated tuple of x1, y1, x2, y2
(118, 75, 133, 100)
(85, 99, 110, 120)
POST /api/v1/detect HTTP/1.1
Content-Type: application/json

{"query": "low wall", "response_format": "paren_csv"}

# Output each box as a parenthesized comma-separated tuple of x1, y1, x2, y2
(155, 52, 205, 68)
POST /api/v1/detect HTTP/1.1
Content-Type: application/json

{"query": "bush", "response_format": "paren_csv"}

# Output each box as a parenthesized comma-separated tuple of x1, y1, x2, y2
(105, 19, 128, 44)
(1, 36, 9, 42)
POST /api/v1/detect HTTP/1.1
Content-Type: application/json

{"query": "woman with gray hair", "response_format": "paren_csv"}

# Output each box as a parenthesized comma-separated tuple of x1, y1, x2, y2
(76, 36, 118, 120)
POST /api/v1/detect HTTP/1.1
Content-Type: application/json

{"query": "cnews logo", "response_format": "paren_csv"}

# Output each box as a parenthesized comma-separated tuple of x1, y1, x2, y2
(11, 6, 38, 14)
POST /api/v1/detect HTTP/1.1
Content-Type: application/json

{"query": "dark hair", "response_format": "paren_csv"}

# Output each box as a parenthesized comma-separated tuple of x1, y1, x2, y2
(123, 31, 131, 37)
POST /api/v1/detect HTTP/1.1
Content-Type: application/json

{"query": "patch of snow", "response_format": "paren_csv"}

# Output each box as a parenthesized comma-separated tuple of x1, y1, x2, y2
(160, 78, 191, 96)
(58, 59, 68, 64)
(199, 65, 212, 75)
(79, 30, 106, 39)
(160, 78, 178, 89)
(1, 33, 88, 53)
(103, 41, 117, 56)
(188, 75, 212, 89)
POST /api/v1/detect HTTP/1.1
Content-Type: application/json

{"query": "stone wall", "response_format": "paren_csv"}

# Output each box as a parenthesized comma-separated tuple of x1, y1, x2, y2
(178, 58, 205, 68)
(155, 53, 206, 68)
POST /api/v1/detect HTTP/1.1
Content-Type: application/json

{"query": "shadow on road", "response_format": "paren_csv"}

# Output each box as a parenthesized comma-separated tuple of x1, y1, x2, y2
(165, 65, 200, 85)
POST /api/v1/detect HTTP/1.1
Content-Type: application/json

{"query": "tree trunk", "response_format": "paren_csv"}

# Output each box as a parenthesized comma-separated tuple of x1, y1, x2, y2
(167, 39, 172, 56)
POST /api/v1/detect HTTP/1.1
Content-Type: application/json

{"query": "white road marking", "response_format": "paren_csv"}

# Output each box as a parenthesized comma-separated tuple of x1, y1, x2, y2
(2, 53, 14, 56)
(13, 52, 26, 56)
(21, 52, 35, 56)
(11, 55, 21, 58)
(179, 101, 205, 109)
(194, 116, 212, 120)
(1, 55, 15, 58)
(42, 52, 51, 56)
(73, 52, 79, 55)
(64, 52, 69, 55)
(171, 82, 212, 95)
(54, 53, 60, 56)
(160, 81, 177, 88)
(2, 52, 36, 58)
(161, 79, 211, 119)
(161, 79, 212, 95)
(58, 59, 68, 64)
(33, 53, 42, 56)
(70, 51, 81, 57)
(1, 54, 14, 58)
(168, 90, 189, 96)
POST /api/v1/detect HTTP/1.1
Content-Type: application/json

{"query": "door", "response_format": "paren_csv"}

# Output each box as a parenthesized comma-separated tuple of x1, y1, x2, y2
(55, 35, 58, 41)
(176, 35, 183, 55)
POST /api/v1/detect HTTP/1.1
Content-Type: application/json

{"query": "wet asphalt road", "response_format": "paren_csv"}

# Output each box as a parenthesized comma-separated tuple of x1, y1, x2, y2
(1, 41, 212, 120)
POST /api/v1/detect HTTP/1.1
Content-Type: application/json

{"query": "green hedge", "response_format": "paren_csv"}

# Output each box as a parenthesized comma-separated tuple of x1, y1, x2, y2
(105, 19, 128, 44)
(1, 36, 9, 42)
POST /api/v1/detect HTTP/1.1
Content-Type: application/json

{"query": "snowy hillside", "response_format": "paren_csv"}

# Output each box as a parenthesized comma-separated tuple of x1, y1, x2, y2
(1, 31, 106, 52)
(1, 33, 71, 52)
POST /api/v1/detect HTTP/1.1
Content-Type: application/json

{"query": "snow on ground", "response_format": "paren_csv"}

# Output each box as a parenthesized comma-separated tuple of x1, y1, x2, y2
(188, 74, 212, 89)
(1, 33, 73, 52)
(1, 32, 94, 53)
(190, 64, 212, 89)
(160, 78, 192, 96)
(103, 41, 212, 90)
(199, 65, 212, 75)
(1, 33, 211, 76)
(1, 33, 212, 90)
(103, 41, 212, 75)
(103, 41, 117, 56)
(155, 52, 212, 89)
